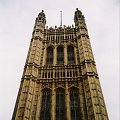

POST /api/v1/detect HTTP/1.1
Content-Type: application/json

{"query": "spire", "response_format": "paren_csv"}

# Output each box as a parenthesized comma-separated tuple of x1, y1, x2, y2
(60, 11, 62, 26)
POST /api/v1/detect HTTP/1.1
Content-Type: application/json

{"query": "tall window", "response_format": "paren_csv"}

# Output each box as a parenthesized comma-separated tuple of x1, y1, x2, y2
(57, 46, 64, 64)
(46, 47, 53, 64)
(67, 46, 74, 64)
(56, 88, 66, 120)
(70, 87, 81, 120)
(40, 89, 51, 120)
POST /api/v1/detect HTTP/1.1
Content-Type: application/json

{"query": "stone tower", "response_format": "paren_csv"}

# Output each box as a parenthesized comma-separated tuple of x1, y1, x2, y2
(12, 9, 109, 120)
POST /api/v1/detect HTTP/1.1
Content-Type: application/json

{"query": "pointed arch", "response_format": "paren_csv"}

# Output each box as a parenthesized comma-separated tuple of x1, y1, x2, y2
(67, 45, 75, 64)
(40, 88, 51, 120)
(69, 87, 81, 120)
(56, 88, 66, 120)
(46, 46, 53, 64)
(57, 46, 64, 64)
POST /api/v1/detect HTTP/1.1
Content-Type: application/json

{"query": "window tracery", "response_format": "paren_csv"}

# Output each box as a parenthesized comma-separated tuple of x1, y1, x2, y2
(70, 87, 81, 120)
(46, 47, 53, 64)
(67, 46, 75, 64)
(57, 46, 64, 64)
(56, 88, 66, 120)
(40, 89, 51, 120)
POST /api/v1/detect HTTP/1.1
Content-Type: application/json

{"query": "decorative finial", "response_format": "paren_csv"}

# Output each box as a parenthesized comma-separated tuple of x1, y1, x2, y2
(76, 8, 78, 11)
(74, 8, 82, 22)
(38, 10, 46, 24)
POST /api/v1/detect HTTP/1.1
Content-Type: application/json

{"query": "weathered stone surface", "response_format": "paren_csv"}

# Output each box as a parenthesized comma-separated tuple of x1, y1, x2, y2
(12, 9, 109, 120)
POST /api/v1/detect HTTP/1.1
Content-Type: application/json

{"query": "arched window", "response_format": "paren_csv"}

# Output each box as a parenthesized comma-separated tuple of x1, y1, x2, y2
(56, 88, 66, 120)
(46, 47, 53, 64)
(40, 89, 51, 120)
(67, 46, 74, 64)
(57, 46, 64, 64)
(70, 87, 81, 120)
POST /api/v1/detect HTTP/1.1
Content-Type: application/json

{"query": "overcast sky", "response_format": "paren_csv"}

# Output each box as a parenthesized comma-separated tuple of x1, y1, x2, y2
(0, 0, 119, 120)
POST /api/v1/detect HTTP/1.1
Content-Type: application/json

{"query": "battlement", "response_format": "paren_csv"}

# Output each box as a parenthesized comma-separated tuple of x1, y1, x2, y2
(45, 25, 75, 34)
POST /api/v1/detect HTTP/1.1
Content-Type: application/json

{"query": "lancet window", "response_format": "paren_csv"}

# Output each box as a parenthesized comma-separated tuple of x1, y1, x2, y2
(67, 46, 75, 64)
(40, 89, 51, 120)
(46, 46, 53, 64)
(70, 87, 81, 120)
(57, 46, 64, 64)
(56, 88, 66, 120)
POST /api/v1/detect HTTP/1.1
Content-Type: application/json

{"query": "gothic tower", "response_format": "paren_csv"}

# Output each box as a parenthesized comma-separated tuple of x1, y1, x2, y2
(12, 9, 109, 120)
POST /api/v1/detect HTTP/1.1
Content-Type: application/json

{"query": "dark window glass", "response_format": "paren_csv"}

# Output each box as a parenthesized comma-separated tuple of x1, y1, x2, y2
(47, 47, 53, 64)
(61, 72, 62, 77)
(40, 89, 51, 120)
(45, 73, 47, 78)
(55, 72, 56, 77)
(57, 72, 59, 77)
(56, 88, 66, 120)
(70, 71, 72, 77)
(67, 71, 69, 77)
(63, 72, 65, 77)
(57, 46, 64, 64)
(70, 87, 81, 120)
(67, 46, 75, 64)
(48, 72, 50, 78)
(42, 73, 44, 78)
(76, 71, 78, 76)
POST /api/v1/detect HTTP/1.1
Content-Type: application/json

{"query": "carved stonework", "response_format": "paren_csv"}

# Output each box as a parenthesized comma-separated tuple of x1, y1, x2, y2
(68, 81, 78, 88)
(55, 82, 65, 88)
(12, 9, 109, 120)
(66, 42, 75, 47)
(41, 82, 52, 89)
(74, 8, 83, 22)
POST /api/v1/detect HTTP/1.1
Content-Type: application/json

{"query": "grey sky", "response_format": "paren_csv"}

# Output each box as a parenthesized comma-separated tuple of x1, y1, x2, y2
(0, 0, 119, 120)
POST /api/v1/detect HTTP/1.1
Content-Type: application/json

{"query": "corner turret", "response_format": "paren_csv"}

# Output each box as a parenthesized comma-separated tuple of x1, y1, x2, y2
(38, 10, 46, 24)
(74, 8, 83, 22)
(31, 10, 46, 40)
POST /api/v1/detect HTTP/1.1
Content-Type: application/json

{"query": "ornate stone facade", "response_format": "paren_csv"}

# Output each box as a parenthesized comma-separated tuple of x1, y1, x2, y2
(12, 8, 109, 120)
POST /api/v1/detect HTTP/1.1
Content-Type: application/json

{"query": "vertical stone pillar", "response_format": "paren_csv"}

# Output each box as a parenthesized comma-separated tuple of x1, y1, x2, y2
(22, 80, 35, 119)
(78, 81, 87, 120)
(51, 82, 56, 120)
(74, 47, 78, 64)
(35, 83, 42, 120)
(64, 45, 68, 65)
(65, 82, 71, 120)
(42, 47, 46, 66)
(54, 46, 57, 65)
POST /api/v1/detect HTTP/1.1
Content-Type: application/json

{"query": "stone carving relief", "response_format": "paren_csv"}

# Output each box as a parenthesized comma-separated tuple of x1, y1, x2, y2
(55, 82, 65, 88)
(42, 82, 52, 89)
(68, 81, 78, 88)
